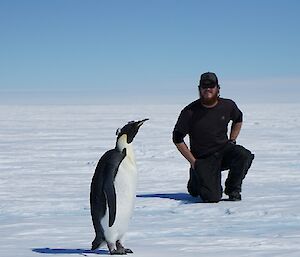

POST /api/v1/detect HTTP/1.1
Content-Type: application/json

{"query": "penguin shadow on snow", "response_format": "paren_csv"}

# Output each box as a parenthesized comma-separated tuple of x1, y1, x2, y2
(32, 248, 109, 255)
(136, 192, 204, 204)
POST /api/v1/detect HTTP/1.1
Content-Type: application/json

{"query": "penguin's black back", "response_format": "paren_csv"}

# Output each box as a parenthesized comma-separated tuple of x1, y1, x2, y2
(90, 148, 126, 248)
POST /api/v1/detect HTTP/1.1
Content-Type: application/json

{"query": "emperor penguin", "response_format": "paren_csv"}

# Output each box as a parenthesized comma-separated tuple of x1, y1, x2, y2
(90, 119, 148, 255)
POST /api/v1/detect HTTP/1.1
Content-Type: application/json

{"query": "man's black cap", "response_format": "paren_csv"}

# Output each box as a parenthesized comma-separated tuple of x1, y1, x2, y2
(199, 72, 219, 88)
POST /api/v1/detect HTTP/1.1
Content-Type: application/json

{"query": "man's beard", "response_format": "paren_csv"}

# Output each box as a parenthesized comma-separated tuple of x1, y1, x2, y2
(200, 90, 219, 106)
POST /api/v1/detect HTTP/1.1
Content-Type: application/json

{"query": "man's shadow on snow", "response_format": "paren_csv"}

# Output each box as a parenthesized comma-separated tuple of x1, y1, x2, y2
(136, 192, 203, 204)
(32, 248, 109, 255)
(137, 193, 233, 203)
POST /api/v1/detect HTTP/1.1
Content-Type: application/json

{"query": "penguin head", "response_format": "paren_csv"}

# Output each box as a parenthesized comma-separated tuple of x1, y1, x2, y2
(116, 119, 149, 145)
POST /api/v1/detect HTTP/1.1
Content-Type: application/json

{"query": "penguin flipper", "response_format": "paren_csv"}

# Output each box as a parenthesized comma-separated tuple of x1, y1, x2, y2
(103, 149, 127, 227)
(103, 172, 117, 227)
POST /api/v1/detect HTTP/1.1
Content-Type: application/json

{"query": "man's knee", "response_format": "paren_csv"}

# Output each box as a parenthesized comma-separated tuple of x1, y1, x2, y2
(187, 180, 198, 197)
(235, 145, 250, 157)
(200, 189, 222, 203)
(234, 145, 255, 166)
(187, 168, 201, 197)
(202, 195, 222, 203)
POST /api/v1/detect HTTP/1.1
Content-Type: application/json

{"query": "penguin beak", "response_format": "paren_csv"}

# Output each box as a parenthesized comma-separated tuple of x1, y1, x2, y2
(137, 118, 149, 127)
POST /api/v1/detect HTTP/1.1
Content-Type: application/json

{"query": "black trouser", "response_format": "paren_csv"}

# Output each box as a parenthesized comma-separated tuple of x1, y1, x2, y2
(187, 143, 254, 202)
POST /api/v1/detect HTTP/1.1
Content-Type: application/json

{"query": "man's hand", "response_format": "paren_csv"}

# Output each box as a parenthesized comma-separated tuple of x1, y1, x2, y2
(228, 139, 236, 145)
(190, 159, 196, 169)
(175, 142, 196, 169)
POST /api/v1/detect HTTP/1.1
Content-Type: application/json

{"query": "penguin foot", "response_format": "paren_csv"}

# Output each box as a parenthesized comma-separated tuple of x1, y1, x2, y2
(110, 249, 126, 255)
(124, 248, 133, 254)
(108, 243, 123, 255)
(108, 241, 133, 255)
(109, 249, 133, 255)
(117, 240, 133, 254)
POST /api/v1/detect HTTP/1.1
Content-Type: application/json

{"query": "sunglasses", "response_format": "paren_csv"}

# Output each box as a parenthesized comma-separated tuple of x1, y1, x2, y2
(198, 84, 217, 89)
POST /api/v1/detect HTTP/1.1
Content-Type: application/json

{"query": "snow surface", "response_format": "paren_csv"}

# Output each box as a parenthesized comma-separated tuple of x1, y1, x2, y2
(1, 103, 300, 257)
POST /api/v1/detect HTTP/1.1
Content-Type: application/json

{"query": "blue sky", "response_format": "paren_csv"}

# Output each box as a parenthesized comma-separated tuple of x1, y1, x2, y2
(0, 0, 300, 104)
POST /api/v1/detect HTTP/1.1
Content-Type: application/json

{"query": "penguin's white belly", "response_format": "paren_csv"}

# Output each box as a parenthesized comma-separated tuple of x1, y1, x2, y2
(101, 158, 137, 243)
